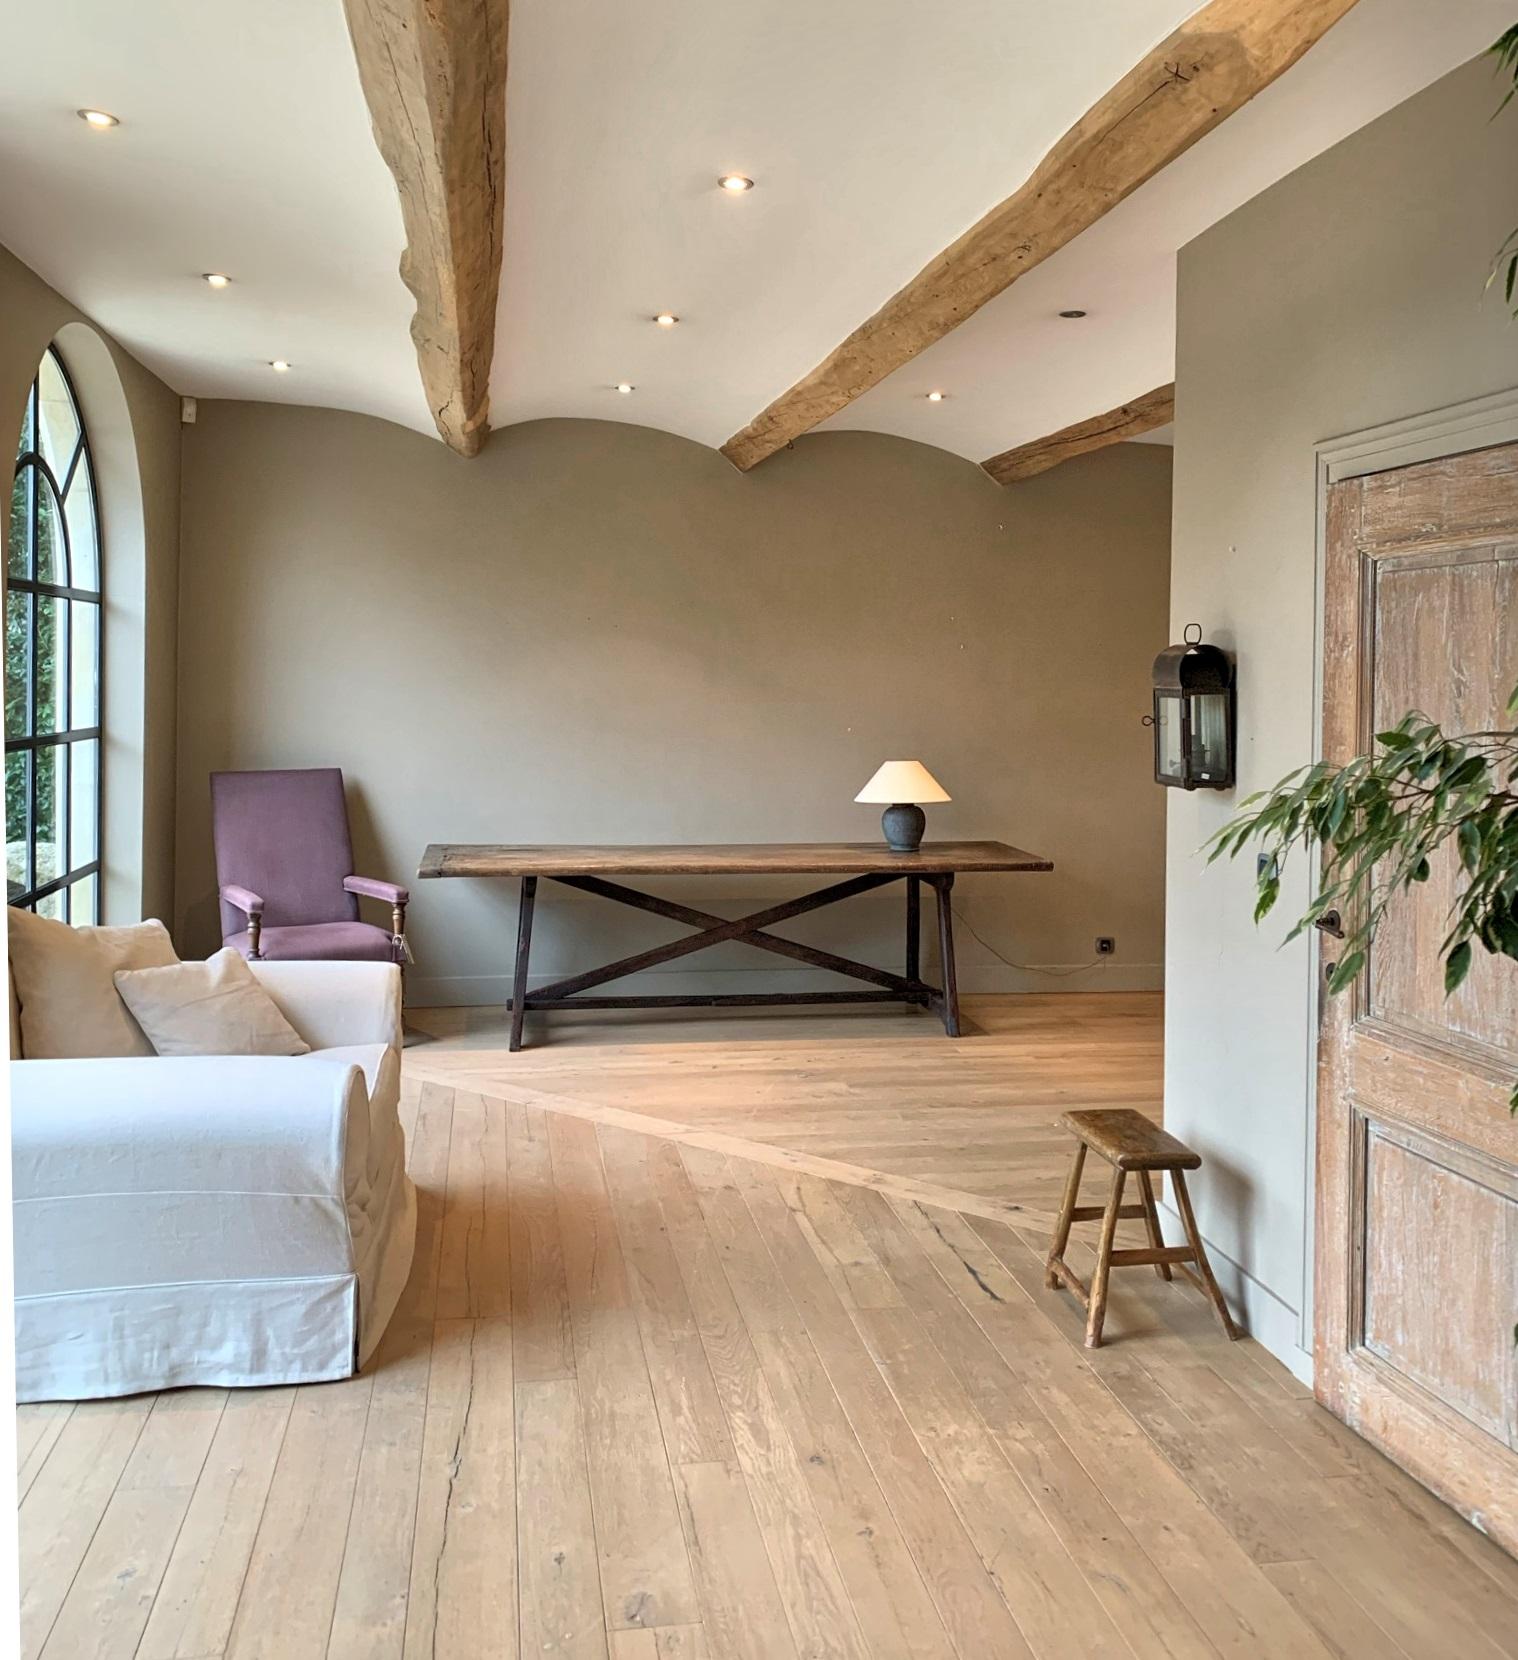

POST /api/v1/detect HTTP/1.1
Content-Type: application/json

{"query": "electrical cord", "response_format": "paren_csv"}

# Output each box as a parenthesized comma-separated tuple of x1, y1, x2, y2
(950, 906, 1105, 979)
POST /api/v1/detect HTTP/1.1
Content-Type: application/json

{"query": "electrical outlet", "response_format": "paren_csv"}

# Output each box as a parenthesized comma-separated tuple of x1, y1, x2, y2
(1095, 936, 1116, 956)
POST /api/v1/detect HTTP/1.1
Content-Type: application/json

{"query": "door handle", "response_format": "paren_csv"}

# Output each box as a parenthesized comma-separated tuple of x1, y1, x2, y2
(1314, 908, 1345, 940)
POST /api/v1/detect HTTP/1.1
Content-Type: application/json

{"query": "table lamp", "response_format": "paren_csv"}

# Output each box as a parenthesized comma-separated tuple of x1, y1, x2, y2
(854, 760, 951, 853)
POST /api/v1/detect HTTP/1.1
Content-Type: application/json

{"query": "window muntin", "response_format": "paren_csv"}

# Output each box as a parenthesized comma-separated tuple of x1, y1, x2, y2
(6, 347, 102, 920)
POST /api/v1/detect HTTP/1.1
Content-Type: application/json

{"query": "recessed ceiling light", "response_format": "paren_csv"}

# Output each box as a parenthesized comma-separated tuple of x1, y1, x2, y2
(77, 108, 119, 129)
(653, 313, 679, 327)
(926, 390, 947, 402)
(269, 360, 292, 373)
(718, 173, 754, 193)
(615, 382, 634, 394)
(202, 272, 232, 289)
(1058, 309, 1088, 319)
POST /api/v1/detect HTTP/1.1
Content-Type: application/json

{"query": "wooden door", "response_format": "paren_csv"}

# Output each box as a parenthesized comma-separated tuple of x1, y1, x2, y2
(1318, 440, 1518, 1551)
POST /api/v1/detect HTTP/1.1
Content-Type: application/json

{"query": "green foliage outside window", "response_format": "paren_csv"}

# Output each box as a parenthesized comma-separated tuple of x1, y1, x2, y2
(6, 348, 102, 918)
(5, 473, 63, 856)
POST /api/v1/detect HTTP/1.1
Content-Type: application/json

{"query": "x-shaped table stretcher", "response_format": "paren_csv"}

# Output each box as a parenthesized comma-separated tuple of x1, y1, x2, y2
(506, 870, 961, 1051)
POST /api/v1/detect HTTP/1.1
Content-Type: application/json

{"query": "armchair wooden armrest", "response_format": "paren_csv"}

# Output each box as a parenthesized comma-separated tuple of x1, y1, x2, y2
(343, 876, 410, 950)
(220, 883, 266, 959)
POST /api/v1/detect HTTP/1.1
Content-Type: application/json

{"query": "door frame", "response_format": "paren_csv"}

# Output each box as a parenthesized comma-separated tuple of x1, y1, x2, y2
(1305, 387, 1518, 1363)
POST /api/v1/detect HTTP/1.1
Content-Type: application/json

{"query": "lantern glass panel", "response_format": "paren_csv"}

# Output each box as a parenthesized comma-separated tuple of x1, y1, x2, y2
(1155, 693, 1184, 783)
(1190, 692, 1231, 785)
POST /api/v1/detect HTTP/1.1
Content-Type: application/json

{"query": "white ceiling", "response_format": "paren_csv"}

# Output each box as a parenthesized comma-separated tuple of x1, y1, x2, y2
(0, 1, 1509, 465)
(821, 0, 1516, 463)
(0, 0, 421, 431)
(491, 0, 1198, 444)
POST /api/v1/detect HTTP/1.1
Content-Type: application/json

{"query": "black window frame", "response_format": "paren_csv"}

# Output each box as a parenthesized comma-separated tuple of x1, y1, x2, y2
(6, 346, 103, 921)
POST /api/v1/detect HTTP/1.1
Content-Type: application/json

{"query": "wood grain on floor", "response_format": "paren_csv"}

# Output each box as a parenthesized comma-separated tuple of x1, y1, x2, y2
(17, 994, 1518, 1659)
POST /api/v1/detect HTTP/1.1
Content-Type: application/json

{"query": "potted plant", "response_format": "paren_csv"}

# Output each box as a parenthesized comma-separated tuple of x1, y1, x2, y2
(1206, 688, 1518, 1110)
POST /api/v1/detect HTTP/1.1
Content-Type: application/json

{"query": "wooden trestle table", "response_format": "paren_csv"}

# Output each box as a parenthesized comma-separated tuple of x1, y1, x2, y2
(416, 841, 1053, 1051)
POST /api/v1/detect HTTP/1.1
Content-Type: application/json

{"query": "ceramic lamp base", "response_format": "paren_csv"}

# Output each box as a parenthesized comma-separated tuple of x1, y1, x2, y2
(881, 802, 926, 853)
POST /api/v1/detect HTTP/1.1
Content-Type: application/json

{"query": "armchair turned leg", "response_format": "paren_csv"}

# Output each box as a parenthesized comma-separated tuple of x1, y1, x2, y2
(390, 900, 411, 991)
(248, 913, 263, 961)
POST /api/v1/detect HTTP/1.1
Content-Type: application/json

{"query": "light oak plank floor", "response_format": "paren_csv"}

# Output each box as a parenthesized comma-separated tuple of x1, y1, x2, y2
(18, 995, 1518, 1658)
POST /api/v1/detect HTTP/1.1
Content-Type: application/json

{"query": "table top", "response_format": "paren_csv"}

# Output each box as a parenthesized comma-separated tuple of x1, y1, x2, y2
(418, 840, 1053, 879)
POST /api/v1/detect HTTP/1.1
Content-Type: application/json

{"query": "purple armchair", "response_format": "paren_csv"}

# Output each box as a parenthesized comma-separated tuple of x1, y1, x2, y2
(210, 768, 409, 964)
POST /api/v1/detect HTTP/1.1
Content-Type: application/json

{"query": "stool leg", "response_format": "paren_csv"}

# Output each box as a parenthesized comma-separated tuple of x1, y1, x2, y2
(1045, 1143, 1086, 1288)
(1137, 1171, 1172, 1281)
(1085, 1166, 1126, 1349)
(1172, 1170, 1242, 1340)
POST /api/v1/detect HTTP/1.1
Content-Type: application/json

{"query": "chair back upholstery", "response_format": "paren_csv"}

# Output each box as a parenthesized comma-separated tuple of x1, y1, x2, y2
(211, 768, 360, 938)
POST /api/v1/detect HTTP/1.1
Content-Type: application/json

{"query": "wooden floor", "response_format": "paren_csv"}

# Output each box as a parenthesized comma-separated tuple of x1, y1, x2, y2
(17, 994, 1518, 1659)
(405, 992, 1169, 1227)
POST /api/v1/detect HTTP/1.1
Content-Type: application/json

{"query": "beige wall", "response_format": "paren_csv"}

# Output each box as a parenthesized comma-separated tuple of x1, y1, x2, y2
(0, 242, 181, 923)
(176, 404, 1171, 1003)
(1167, 54, 1518, 1377)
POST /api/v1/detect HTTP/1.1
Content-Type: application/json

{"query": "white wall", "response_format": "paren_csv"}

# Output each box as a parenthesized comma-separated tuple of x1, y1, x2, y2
(1166, 53, 1518, 1379)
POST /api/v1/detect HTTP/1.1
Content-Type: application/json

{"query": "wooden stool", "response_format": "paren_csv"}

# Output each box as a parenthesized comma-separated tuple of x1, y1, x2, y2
(1046, 1108, 1241, 1348)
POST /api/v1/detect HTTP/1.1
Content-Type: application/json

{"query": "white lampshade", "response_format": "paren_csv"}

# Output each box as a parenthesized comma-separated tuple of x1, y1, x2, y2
(854, 760, 951, 805)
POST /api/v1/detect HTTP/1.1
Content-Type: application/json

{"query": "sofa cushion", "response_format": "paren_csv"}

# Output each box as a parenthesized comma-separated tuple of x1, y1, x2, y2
(8, 911, 178, 1059)
(114, 948, 311, 1058)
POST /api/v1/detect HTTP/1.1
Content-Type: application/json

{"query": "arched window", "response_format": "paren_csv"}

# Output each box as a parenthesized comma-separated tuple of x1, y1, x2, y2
(6, 347, 102, 921)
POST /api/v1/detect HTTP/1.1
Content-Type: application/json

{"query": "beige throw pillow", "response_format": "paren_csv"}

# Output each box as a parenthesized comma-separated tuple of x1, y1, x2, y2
(8, 910, 179, 1059)
(114, 948, 311, 1058)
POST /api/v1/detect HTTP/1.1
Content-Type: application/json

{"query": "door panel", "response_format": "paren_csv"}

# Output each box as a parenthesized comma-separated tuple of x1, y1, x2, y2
(1366, 544, 1518, 1062)
(1359, 1114, 1517, 1445)
(1318, 442, 1518, 1552)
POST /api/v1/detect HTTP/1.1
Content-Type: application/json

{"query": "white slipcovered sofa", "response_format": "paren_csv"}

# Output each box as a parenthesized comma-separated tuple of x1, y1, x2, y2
(10, 960, 416, 1402)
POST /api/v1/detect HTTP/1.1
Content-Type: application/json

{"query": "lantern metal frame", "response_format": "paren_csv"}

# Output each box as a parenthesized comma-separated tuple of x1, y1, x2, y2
(1147, 624, 1235, 791)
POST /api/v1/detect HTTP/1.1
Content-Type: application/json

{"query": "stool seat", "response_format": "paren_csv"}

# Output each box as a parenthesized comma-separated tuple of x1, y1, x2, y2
(1060, 1108, 1202, 1171)
(1045, 1108, 1240, 1348)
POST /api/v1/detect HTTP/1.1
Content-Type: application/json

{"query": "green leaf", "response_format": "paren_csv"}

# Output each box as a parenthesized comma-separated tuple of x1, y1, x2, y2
(1447, 755, 1488, 789)
(1376, 730, 1414, 749)
(1445, 940, 1473, 994)
(1482, 896, 1518, 960)
(1459, 819, 1483, 872)
(1327, 950, 1365, 995)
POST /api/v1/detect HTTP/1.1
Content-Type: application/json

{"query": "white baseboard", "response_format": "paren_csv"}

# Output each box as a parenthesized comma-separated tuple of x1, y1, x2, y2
(958, 962, 1163, 994)
(405, 960, 1163, 1008)
(1159, 1199, 1313, 1386)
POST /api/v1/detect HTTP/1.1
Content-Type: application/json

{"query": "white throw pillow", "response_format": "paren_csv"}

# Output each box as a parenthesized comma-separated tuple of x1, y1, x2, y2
(114, 948, 311, 1058)
(8, 910, 178, 1059)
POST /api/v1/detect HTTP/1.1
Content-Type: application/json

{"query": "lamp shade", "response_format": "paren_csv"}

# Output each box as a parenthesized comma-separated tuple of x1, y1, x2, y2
(854, 760, 951, 805)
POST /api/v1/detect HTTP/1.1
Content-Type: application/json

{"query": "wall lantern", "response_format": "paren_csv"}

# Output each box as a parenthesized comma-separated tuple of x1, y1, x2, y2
(1146, 624, 1235, 790)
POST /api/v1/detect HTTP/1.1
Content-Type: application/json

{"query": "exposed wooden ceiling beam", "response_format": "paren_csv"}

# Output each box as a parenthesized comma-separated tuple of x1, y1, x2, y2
(720, 0, 1360, 472)
(342, 0, 509, 458)
(983, 383, 1175, 485)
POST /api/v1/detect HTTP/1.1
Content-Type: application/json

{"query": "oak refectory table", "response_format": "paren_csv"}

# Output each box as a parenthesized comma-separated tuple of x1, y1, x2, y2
(416, 841, 1053, 1051)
